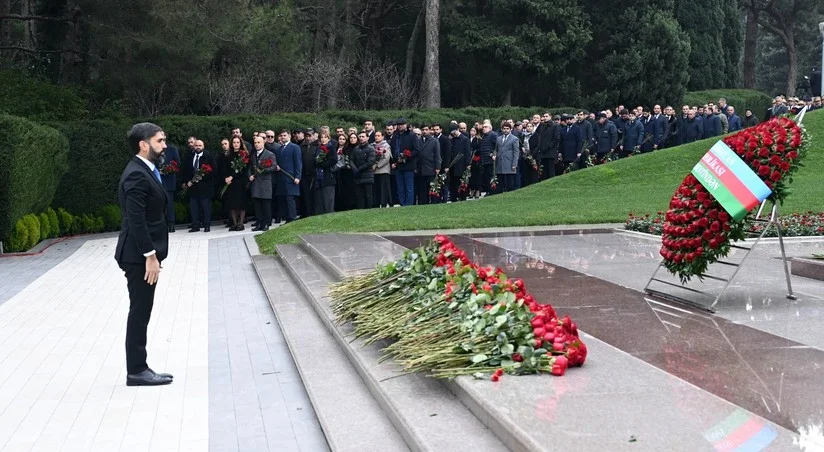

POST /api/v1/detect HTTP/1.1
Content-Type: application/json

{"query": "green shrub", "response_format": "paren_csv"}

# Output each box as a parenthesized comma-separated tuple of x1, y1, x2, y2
(682, 89, 773, 121)
(7, 218, 29, 252)
(98, 204, 122, 231)
(174, 201, 189, 224)
(46, 208, 60, 238)
(0, 71, 89, 122)
(80, 214, 96, 233)
(0, 115, 70, 241)
(21, 214, 41, 250)
(57, 208, 74, 235)
(93, 216, 105, 233)
(38, 212, 51, 239)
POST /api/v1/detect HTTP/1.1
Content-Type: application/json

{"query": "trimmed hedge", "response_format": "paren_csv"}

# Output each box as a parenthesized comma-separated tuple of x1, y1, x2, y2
(682, 89, 773, 119)
(0, 115, 70, 242)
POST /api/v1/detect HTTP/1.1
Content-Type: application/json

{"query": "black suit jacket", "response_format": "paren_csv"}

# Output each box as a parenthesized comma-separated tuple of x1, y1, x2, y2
(182, 151, 215, 198)
(115, 157, 169, 266)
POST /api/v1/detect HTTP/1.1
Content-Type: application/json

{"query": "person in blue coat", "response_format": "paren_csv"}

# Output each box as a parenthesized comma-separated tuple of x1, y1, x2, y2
(274, 129, 303, 223)
(727, 106, 743, 132)
(159, 143, 180, 232)
(558, 114, 583, 164)
(704, 109, 722, 138)
(619, 111, 644, 157)
(683, 109, 704, 143)
(651, 105, 667, 150)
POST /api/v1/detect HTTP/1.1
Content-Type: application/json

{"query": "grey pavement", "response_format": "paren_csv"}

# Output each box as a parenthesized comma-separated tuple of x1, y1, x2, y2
(0, 237, 87, 307)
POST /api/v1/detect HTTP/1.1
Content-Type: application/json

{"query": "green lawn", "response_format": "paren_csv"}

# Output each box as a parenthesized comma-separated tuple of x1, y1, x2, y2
(256, 110, 824, 254)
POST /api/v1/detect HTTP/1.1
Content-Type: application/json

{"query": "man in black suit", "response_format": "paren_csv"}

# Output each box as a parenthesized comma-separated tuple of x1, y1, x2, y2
(115, 122, 173, 387)
(182, 140, 214, 232)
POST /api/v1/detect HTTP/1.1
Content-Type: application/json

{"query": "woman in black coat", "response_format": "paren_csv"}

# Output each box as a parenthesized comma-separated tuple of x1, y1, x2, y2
(313, 132, 339, 214)
(335, 134, 358, 212)
(469, 126, 483, 198)
(222, 137, 250, 230)
(350, 133, 376, 209)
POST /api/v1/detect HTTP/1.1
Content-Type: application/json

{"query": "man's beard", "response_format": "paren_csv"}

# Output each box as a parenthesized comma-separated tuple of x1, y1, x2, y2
(149, 145, 165, 166)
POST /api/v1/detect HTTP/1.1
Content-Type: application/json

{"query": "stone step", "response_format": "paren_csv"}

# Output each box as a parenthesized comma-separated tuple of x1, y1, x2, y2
(276, 243, 509, 452)
(249, 252, 409, 452)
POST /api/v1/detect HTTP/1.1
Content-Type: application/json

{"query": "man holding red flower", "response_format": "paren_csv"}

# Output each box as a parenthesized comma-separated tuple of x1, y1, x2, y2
(181, 140, 214, 232)
(249, 135, 277, 231)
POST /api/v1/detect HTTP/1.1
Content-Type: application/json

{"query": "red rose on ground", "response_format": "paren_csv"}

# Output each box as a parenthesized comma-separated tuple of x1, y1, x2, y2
(551, 356, 569, 376)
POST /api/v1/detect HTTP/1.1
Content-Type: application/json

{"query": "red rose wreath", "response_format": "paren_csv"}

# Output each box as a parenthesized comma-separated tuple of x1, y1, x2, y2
(660, 117, 809, 282)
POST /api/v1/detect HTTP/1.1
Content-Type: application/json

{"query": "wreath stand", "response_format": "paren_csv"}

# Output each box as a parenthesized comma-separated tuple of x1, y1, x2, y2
(644, 107, 808, 313)
(643, 199, 796, 313)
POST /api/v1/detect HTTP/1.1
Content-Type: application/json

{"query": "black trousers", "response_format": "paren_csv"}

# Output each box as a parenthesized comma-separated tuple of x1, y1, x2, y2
(314, 186, 335, 214)
(123, 263, 157, 374)
(481, 164, 494, 192)
(277, 195, 297, 221)
(389, 173, 399, 206)
(449, 175, 465, 202)
(416, 175, 435, 205)
(253, 197, 272, 227)
(299, 178, 314, 217)
(189, 196, 211, 228)
(501, 173, 516, 193)
(375, 174, 391, 207)
(541, 158, 557, 180)
(355, 183, 374, 209)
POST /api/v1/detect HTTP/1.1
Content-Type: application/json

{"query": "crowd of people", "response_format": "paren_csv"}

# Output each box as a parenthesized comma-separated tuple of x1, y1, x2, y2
(159, 95, 821, 231)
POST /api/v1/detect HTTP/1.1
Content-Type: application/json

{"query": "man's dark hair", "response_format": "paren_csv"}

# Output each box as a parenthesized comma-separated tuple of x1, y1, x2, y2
(279, 128, 290, 135)
(127, 122, 163, 155)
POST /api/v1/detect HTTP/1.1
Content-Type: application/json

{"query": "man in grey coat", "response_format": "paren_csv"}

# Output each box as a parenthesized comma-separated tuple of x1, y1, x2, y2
(416, 125, 442, 205)
(249, 135, 277, 231)
(494, 122, 519, 193)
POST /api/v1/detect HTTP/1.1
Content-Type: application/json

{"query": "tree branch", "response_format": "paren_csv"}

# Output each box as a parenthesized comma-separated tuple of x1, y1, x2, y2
(0, 14, 76, 23)
(756, 16, 789, 45)
(0, 45, 87, 55)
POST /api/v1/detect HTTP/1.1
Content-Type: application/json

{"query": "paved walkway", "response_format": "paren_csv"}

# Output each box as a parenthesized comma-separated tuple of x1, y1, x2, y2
(0, 228, 326, 452)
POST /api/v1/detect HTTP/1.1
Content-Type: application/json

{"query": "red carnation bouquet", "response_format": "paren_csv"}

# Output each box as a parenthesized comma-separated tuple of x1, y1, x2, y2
(428, 173, 446, 198)
(179, 163, 213, 198)
(316, 145, 331, 164)
(330, 235, 586, 379)
(253, 158, 274, 176)
(159, 160, 179, 176)
(459, 166, 471, 194)
(660, 117, 809, 282)
(396, 148, 412, 165)
(230, 149, 250, 173)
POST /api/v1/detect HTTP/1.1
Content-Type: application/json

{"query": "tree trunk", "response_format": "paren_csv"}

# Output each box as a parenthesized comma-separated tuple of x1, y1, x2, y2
(421, 0, 440, 108)
(742, 3, 758, 89)
(404, 7, 423, 87)
(785, 29, 797, 97)
(0, 0, 11, 55)
(21, 0, 35, 52)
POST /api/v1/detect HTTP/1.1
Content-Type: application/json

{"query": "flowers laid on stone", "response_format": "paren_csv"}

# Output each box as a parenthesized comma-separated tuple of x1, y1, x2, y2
(329, 235, 587, 380)
(658, 117, 809, 282)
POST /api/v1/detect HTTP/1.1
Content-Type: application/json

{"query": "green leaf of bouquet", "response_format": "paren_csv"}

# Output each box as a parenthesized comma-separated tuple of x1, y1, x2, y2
(500, 359, 514, 367)
(495, 314, 508, 326)
(471, 354, 488, 364)
(501, 343, 514, 355)
(427, 278, 437, 290)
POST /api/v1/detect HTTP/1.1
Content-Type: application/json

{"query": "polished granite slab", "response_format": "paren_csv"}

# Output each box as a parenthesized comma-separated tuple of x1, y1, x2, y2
(386, 233, 824, 445)
(301, 233, 805, 450)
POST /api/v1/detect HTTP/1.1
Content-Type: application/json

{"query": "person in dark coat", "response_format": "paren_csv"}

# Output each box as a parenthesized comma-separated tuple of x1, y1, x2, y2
(703, 109, 722, 138)
(522, 123, 541, 186)
(618, 112, 644, 157)
(181, 140, 214, 232)
(313, 132, 338, 214)
(576, 111, 594, 154)
(594, 114, 617, 162)
(248, 136, 277, 231)
(727, 106, 743, 132)
(416, 125, 442, 204)
(434, 124, 452, 201)
(221, 137, 250, 230)
(478, 122, 498, 194)
(743, 109, 759, 128)
(159, 143, 180, 232)
(297, 130, 317, 218)
(274, 129, 303, 223)
(651, 105, 667, 151)
(468, 127, 483, 197)
(351, 132, 377, 209)
(683, 109, 704, 143)
(335, 134, 358, 212)
(640, 112, 655, 153)
(559, 115, 583, 165)
(536, 113, 557, 179)
(448, 124, 471, 201)
(390, 118, 419, 206)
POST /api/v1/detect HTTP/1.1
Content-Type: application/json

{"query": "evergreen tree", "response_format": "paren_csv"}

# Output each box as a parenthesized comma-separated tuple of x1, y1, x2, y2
(720, 0, 743, 87)
(675, 0, 727, 90)
(576, 0, 691, 109)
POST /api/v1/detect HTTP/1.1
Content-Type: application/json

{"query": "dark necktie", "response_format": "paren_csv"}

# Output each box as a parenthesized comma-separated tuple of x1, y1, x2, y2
(194, 154, 200, 169)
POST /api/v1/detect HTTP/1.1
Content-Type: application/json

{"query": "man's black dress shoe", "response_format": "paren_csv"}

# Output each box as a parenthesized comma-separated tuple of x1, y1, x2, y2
(148, 368, 173, 379)
(204, 226, 210, 232)
(168, 225, 176, 233)
(126, 369, 172, 386)
(188, 227, 200, 233)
